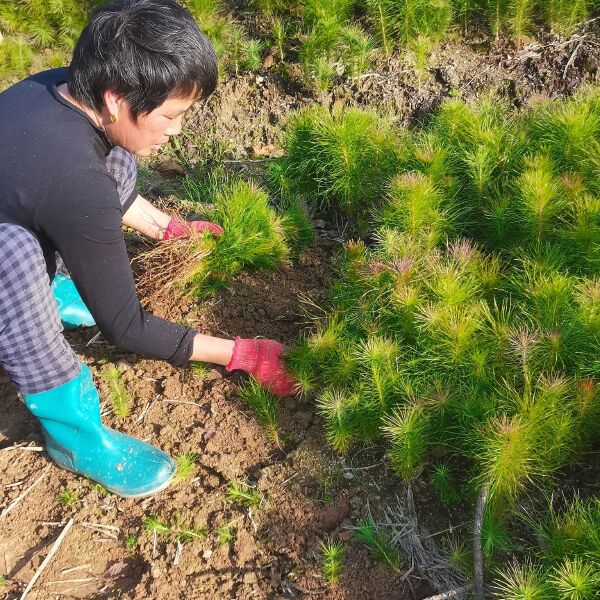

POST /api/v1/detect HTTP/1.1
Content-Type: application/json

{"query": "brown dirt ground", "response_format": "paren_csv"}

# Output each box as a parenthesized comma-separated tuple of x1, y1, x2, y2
(3, 23, 600, 600)
(0, 242, 433, 600)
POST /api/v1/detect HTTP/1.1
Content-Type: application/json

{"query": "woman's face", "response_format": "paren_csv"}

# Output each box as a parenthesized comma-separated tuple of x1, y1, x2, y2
(103, 91, 196, 157)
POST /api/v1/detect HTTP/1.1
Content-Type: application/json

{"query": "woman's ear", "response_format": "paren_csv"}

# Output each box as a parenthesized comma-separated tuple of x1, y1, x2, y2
(102, 89, 125, 121)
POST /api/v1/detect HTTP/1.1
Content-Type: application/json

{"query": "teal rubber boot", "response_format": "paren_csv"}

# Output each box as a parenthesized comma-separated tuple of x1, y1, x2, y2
(51, 274, 96, 329)
(22, 364, 175, 498)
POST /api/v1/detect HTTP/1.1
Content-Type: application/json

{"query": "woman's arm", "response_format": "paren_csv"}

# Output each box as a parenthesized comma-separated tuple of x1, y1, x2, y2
(122, 194, 171, 240)
(191, 333, 235, 365)
(122, 194, 223, 240)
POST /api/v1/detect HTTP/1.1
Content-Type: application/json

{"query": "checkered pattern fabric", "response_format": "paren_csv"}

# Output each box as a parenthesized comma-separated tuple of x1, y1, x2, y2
(106, 145, 137, 208)
(1, 147, 137, 393)
(0, 224, 81, 394)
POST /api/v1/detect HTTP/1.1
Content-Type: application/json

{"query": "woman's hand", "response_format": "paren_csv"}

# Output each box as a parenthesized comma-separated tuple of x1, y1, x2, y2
(163, 217, 223, 239)
(226, 337, 297, 397)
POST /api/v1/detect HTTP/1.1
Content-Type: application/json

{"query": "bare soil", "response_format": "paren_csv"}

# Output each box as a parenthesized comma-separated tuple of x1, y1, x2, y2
(2, 24, 600, 600)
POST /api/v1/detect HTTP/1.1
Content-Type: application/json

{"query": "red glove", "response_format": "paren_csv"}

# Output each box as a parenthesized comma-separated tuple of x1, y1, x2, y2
(163, 217, 223, 240)
(226, 337, 298, 397)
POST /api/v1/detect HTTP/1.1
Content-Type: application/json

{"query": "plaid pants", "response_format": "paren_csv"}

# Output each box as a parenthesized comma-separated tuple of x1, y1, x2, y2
(0, 147, 137, 394)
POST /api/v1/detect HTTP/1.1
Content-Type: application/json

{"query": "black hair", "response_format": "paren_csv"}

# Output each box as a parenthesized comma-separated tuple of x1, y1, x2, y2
(68, 0, 217, 117)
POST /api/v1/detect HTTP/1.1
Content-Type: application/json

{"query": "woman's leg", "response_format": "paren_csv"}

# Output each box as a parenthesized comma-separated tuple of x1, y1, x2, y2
(0, 224, 80, 394)
(0, 224, 175, 497)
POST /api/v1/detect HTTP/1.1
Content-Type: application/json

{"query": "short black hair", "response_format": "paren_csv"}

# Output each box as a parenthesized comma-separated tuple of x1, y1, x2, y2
(68, 0, 217, 117)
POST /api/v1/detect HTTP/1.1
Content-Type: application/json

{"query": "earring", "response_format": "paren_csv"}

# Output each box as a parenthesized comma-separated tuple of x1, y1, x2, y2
(110, 113, 119, 123)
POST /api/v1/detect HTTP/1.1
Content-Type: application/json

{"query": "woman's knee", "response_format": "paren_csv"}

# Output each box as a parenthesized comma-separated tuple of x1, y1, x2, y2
(0, 224, 47, 279)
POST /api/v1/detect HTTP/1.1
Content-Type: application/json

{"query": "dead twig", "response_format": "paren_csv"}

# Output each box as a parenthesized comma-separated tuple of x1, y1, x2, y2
(80, 522, 119, 539)
(136, 399, 154, 423)
(2, 443, 43, 452)
(563, 39, 584, 79)
(46, 577, 96, 585)
(158, 398, 206, 409)
(86, 331, 102, 347)
(473, 485, 489, 600)
(173, 541, 183, 566)
(4, 480, 25, 489)
(422, 586, 473, 600)
(20, 518, 75, 600)
(61, 564, 92, 574)
(1, 465, 51, 519)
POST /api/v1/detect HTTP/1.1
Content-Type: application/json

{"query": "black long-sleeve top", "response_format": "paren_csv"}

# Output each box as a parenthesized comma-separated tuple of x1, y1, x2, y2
(0, 68, 196, 366)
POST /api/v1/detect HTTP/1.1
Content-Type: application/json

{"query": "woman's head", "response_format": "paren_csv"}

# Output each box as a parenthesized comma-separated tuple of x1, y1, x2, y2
(68, 0, 217, 156)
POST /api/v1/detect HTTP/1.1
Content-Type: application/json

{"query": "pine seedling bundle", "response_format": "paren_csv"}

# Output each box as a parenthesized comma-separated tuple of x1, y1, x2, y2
(186, 180, 290, 297)
(137, 179, 294, 303)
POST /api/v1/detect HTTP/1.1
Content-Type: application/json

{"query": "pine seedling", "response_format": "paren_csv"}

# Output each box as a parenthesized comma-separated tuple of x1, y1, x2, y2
(475, 414, 537, 507)
(352, 516, 402, 571)
(170, 515, 207, 544)
(527, 95, 600, 186)
(143, 515, 171, 537)
(270, 17, 287, 62)
(431, 462, 459, 506)
(493, 560, 551, 600)
(549, 557, 600, 600)
(574, 377, 600, 436)
(338, 26, 374, 77)
(310, 56, 336, 93)
(543, 0, 592, 35)
(382, 403, 429, 482)
(241, 39, 263, 71)
(238, 379, 281, 446)
(226, 480, 263, 508)
(302, 0, 354, 28)
(279, 194, 315, 256)
(366, 0, 395, 55)
(316, 389, 359, 454)
(322, 340, 360, 389)
(216, 522, 237, 545)
(482, 512, 512, 559)
(520, 268, 574, 331)
(379, 172, 450, 248)
(280, 106, 399, 219)
(366, 0, 452, 50)
(186, 180, 289, 297)
(509, 0, 535, 44)
(58, 489, 79, 509)
(426, 262, 481, 309)
(102, 365, 132, 419)
(191, 361, 210, 380)
(356, 336, 400, 411)
(575, 279, 600, 337)
(320, 538, 345, 586)
(518, 154, 563, 244)
(174, 452, 198, 483)
(409, 35, 432, 81)
(125, 534, 138, 556)
(284, 337, 320, 394)
(0, 576, 6, 588)
(536, 496, 600, 563)
(445, 537, 473, 575)
(89, 480, 111, 496)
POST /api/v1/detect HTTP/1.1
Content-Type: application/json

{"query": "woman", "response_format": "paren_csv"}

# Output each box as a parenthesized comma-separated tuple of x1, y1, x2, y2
(0, 0, 296, 498)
